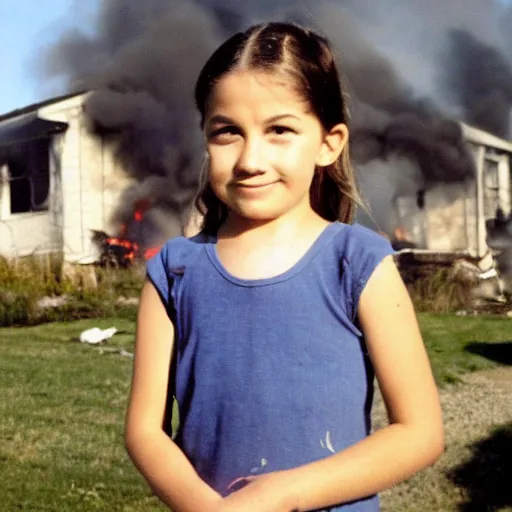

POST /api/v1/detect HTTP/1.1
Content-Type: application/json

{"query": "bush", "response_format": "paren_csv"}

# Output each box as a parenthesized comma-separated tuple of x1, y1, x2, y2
(0, 254, 144, 327)
(407, 267, 474, 313)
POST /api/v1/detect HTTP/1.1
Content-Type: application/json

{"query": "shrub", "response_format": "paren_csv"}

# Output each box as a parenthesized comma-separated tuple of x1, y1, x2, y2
(0, 254, 144, 327)
(407, 267, 474, 313)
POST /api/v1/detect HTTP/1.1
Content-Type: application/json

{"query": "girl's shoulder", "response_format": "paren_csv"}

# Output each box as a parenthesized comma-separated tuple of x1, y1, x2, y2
(331, 222, 395, 260)
(152, 232, 211, 271)
(145, 233, 211, 308)
(331, 223, 396, 314)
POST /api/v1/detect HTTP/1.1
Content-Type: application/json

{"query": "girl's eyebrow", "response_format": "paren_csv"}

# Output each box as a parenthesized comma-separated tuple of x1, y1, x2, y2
(207, 115, 233, 127)
(206, 113, 301, 128)
(265, 114, 301, 123)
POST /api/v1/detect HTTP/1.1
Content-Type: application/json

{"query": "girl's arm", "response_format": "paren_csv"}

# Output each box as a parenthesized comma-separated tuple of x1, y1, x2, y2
(125, 280, 221, 512)
(222, 255, 444, 511)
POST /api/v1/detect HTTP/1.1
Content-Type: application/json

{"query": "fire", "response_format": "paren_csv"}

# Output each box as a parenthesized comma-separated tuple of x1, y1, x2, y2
(97, 198, 162, 266)
(133, 198, 151, 222)
(394, 227, 410, 241)
(104, 237, 139, 263)
(390, 226, 417, 250)
(143, 247, 161, 260)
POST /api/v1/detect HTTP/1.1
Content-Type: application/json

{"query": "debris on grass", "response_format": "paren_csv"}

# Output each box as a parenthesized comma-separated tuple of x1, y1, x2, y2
(95, 347, 134, 358)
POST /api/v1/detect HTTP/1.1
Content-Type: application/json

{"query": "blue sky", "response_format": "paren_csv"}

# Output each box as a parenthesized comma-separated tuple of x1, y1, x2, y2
(0, 0, 99, 116)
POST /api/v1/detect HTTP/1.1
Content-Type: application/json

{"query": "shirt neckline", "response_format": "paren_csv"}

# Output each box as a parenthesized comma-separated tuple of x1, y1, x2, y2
(205, 222, 343, 287)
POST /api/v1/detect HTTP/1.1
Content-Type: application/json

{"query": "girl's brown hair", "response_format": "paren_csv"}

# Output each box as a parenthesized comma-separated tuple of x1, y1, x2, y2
(194, 22, 364, 235)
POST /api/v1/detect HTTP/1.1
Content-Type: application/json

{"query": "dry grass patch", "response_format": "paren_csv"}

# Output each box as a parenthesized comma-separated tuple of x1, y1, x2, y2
(375, 368, 512, 511)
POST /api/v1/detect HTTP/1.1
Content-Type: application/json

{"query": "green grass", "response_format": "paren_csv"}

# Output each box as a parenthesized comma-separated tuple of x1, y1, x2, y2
(419, 313, 511, 385)
(0, 317, 166, 512)
(0, 313, 510, 511)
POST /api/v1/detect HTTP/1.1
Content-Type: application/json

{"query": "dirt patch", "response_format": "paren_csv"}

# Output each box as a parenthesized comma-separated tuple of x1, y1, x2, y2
(466, 365, 512, 384)
(373, 367, 512, 511)
(372, 366, 512, 430)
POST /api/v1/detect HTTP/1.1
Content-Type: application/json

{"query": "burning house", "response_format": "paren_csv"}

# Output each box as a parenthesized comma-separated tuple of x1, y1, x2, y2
(393, 123, 511, 256)
(389, 122, 512, 303)
(0, 92, 137, 264)
(1, 87, 510, 292)
(0, 92, 188, 266)
(1, 0, 512, 304)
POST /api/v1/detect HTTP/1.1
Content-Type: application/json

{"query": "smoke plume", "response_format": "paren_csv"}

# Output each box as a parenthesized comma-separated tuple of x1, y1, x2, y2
(39, 0, 512, 239)
(443, 28, 512, 138)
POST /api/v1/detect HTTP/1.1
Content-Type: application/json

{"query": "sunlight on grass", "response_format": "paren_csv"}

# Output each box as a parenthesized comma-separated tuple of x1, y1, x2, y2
(1, 313, 510, 510)
(0, 316, 166, 512)
(419, 313, 511, 385)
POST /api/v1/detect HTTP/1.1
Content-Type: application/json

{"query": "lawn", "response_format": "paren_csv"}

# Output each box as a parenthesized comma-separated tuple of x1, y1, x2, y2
(0, 317, 166, 512)
(0, 313, 510, 511)
(417, 313, 511, 385)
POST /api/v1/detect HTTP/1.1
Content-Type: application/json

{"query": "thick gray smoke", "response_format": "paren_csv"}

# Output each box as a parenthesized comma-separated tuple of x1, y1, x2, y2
(442, 28, 512, 138)
(40, 0, 512, 239)
(44, 0, 223, 242)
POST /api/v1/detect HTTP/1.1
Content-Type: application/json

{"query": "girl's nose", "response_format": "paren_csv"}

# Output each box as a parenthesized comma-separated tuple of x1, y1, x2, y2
(234, 138, 265, 176)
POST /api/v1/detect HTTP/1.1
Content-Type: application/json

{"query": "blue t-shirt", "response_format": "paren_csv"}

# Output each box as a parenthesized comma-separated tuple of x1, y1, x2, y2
(146, 222, 395, 511)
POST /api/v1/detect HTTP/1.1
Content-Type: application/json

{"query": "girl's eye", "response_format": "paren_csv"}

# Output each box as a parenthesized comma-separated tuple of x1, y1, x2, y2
(270, 125, 294, 135)
(208, 126, 240, 140)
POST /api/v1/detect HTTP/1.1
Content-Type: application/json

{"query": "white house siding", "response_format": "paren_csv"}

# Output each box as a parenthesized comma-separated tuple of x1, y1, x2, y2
(423, 182, 478, 253)
(463, 181, 479, 254)
(41, 98, 84, 260)
(78, 119, 105, 257)
(0, 210, 60, 257)
(37, 94, 134, 263)
(64, 116, 135, 262)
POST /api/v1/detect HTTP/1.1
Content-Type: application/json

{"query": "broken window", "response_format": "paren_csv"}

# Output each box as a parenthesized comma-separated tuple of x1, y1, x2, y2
(0, 138, 51, 213)
(0, 115, 67, 216)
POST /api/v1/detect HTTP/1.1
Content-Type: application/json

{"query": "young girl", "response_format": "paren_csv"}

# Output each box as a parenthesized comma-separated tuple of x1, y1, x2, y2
(125, 22, 444, 512)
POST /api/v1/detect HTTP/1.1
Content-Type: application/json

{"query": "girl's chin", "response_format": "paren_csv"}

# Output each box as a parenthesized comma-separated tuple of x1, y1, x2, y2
(225, 197, 314, 223)
(224, 199, 280, 219)
(230, 210, 281, 223)
(224, 205, 283, 223)
(227, 205, 308, 226)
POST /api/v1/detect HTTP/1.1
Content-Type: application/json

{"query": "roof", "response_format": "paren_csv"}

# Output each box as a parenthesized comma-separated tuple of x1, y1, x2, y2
(0, 115, 68, 148)
(0, 90, 87, 124)
(460, 122, 512, 153)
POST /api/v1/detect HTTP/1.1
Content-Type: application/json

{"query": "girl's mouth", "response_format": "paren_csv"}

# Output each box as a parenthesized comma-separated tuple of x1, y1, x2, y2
(234, 181, 278, 189)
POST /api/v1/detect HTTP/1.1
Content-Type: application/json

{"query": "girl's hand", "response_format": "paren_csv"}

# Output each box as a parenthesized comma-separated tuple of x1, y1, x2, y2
(215, 472, 299, 512)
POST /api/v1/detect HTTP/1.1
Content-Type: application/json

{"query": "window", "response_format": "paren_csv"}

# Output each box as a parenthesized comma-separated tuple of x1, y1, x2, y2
(0, 138, 51, 214)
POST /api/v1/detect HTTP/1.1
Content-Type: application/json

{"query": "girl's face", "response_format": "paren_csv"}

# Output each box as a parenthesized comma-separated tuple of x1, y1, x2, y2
(203, 70, 346, 224)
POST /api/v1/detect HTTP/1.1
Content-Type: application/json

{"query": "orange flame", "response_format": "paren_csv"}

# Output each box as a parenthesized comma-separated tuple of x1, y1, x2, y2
(394, 227, 410, 241)
(102, 199, 162, 264)
(144, 246, 162, 260)
(105, 237, 139, 262)
(133, 198, 151, 222)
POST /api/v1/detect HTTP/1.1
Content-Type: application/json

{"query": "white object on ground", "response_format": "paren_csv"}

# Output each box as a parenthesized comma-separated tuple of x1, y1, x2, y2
(79, 327, 117, 344)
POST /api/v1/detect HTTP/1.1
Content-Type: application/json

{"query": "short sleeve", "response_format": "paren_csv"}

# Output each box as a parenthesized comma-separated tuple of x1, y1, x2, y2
(344, 223, 395, 318)
(145, 234, 206, 316)
(146, 242, 173, 309)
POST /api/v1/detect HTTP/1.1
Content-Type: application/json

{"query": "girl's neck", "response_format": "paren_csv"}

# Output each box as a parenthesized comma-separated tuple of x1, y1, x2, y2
(218, 207, 327, 246)
(213, 207, 332, 281)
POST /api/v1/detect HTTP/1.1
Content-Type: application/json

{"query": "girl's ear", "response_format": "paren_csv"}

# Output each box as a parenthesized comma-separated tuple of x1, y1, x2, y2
(316, 123, 349, 167)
